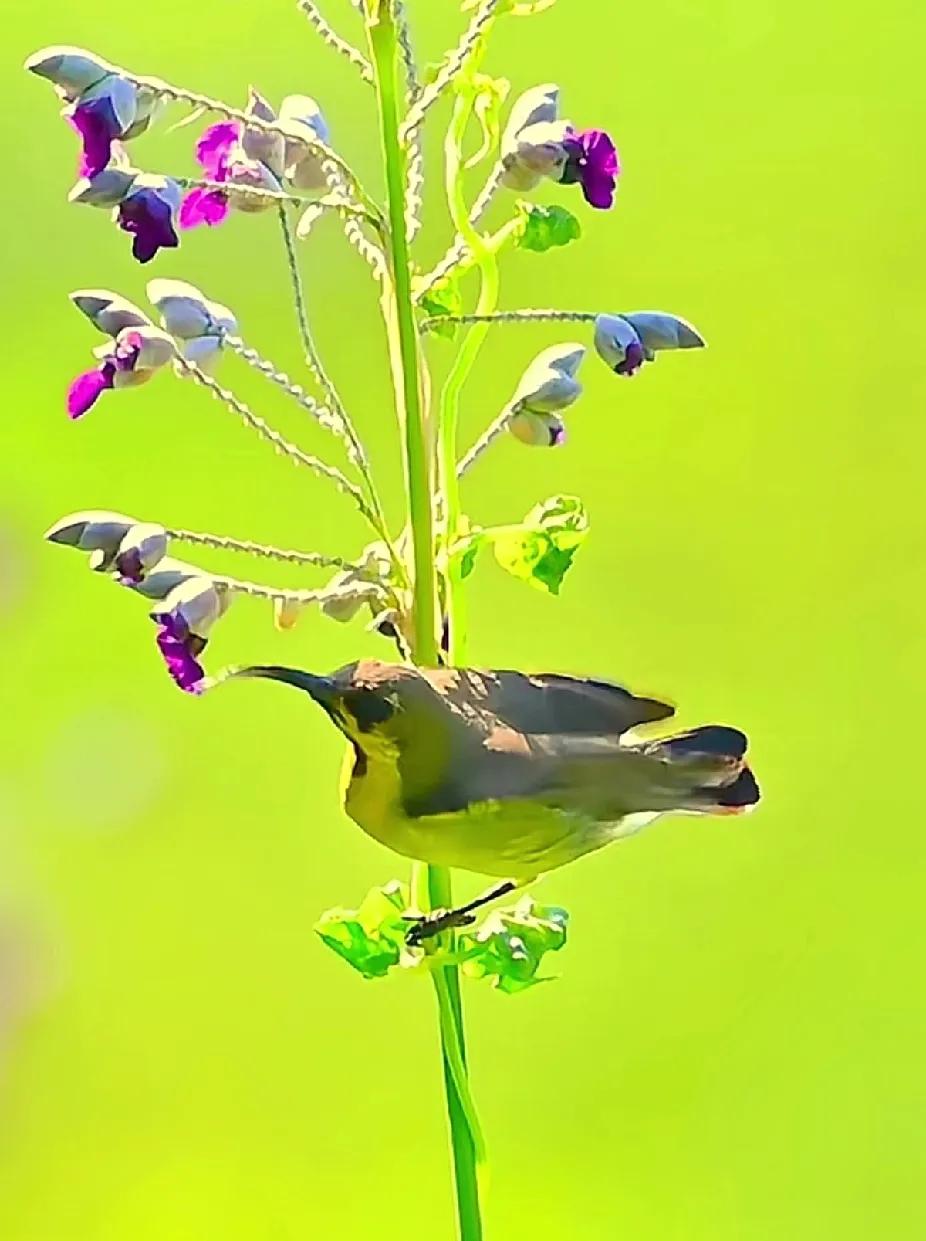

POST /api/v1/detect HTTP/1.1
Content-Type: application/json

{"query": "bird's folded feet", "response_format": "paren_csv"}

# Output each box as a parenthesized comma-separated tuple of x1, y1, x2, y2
(404, 907, 479, 947)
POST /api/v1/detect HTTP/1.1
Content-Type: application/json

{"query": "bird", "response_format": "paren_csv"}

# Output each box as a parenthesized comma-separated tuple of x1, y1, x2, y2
(236, 659, 759, 944)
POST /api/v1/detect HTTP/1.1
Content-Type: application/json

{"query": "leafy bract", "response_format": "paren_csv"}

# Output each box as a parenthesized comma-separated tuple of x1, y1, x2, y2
(315, 880, 412, 979)
(515, 202, 581, 253)
(417, 273, 463, 339)
(459, 896, 569, 993)
(493, 494, 589, 594)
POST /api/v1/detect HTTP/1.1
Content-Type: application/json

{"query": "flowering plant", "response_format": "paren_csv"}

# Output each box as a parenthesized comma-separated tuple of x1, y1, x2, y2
(27, 3, 708, 1235)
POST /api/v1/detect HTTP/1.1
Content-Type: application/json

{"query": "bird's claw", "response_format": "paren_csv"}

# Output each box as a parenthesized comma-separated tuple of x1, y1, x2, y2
(404, 908, 477, 947)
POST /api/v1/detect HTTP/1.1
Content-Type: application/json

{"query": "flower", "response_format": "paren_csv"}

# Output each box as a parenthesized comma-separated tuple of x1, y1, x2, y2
(558, 129, 620, 210)
(499, 84, 619, 209)
(71, 169, 180, 263)
(178, 120, 240, 228)
(510, 411, 567, 447)
(179, 100, 286, 230)
(25, 46, 113, 99)
(506, 343, 584, 448)
(593, 312, 705, 376)
(278, 94, 330, 190)
(70, 288, 150, 335)
(146, 278, 237, 373)
(116, 175, 181, 263)
(45, 509, 139, 570)
(67, 324, 175, 419)
(112, 523, 168, 584)
(150, 577, 229, 694)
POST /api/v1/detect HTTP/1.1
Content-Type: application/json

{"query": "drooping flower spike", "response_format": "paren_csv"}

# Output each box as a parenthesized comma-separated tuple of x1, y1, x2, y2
(26, 46, 161, 180)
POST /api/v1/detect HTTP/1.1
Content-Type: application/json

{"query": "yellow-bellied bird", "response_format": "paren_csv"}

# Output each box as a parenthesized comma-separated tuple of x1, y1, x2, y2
(238, 660, 759, 943)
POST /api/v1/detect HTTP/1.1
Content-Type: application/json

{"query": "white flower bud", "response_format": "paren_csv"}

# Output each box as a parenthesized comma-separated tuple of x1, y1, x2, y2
(179, 335, 225, 373)
(69, 73, 138, 133)
(71, 289, 151, 336)
(225, 157, 283, 212)
(159, 577, 228, 639)
(279, 95, 330, 191)
(44, 511, 137, 561)
(509, 411, 567, 447)
(146, 279, 238, 345)
(241, 87, 286, 176)
(510, 342, 586, 413)
(593, 314, 646, 373)
(68, 168, 137, 206)
(500, 120, 571, 189)
(620, 311, 706, 352)
(25, 46, 114, 99)
(114, 523, 168, 581)
(121, 87, 164, 140)
(502, 83, 560, 153)
(129, 559, 209, 601)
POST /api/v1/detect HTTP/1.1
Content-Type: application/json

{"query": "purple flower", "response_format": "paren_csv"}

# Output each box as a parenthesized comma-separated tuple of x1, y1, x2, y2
(559, 129, 620, 210)
(152, 612, 207, 694)
(69, 96, 121, 179)
(117, 184, 180, 263)
(179, 121, 239, 229)
(67, 363, 115, 418)
(66, 325, 175, 419)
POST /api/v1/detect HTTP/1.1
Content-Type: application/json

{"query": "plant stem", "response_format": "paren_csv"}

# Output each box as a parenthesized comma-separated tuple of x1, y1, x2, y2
(369, 10, 483, 1240)
(438, 93, 502, 666)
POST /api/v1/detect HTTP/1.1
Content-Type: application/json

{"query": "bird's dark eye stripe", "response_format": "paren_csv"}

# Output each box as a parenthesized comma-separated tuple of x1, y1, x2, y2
(344, 688, 395, 732)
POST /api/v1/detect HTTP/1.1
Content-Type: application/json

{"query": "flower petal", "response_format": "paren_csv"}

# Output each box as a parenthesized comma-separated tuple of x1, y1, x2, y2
(195, 121, 240, 179)
(152, 614, 207, 694)
(69, 96, 120, 179)
(178, 187, 230, 230)
(66, 363, 114, 418)
(118, 190, 179, 263)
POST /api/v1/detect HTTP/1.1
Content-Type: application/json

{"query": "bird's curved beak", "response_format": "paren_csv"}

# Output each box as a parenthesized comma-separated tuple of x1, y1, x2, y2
(234, 665, 338, 706)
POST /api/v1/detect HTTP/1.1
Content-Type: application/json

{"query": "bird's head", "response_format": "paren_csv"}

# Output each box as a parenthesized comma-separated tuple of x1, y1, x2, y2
(233, 661, 448, 763)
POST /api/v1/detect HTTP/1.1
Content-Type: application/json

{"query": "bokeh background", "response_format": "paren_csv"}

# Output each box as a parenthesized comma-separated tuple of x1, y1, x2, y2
(2, 1, 925, 1237)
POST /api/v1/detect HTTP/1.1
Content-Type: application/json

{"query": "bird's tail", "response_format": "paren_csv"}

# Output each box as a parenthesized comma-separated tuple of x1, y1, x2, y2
(639, 725, 760, 815)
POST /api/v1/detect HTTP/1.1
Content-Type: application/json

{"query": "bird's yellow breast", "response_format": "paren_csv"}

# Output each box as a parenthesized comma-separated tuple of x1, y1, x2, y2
(339, 743, 628, 879)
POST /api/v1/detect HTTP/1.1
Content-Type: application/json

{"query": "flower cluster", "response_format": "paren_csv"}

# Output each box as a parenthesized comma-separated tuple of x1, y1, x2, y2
(180, 90, 330, 229)
(45, 511, 229, 694)
(65, 281, 236, 418)
(500, 83, 620, 210)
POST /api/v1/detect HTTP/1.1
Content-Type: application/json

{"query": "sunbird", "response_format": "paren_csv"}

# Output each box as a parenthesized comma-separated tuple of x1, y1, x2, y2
(239, 660, 759, 943)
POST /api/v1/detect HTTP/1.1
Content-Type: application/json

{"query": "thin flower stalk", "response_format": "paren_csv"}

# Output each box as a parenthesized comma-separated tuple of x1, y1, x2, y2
(213, 577, 382, 606)
(222, 335, 338, 431)
(399, 0, 500, 141)
(175, 355, 377, 527)
(456, 405, 513, 477)
(395, 0, 424, 241)
(296, 0, 374, 82)
(165, 528, 352, 571)
(423, 308, 599, 333)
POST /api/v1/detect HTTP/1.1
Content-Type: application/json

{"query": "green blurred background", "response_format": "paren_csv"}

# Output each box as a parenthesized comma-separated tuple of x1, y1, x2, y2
(2, 1, 924, 1237)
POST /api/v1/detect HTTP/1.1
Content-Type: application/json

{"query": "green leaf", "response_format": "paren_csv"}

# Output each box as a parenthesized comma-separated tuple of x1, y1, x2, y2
(417, 273, 463, 340)
(459, 896, 569, 994)
(492, 495, 589, 595)
(515, 202, 582, 254)
(315, 880, 412, 979)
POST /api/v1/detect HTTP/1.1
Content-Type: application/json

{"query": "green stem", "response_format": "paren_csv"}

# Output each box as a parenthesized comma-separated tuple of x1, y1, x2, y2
(369, 11, 483, 1240)
(438, 94, 502, 666)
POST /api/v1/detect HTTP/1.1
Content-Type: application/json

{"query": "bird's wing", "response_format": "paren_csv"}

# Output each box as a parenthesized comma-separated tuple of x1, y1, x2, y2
(422, 668, 674, 738)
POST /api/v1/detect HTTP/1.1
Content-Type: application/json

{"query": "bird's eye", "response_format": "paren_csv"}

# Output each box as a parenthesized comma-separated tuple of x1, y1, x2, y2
(343, 688, 395, 732)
